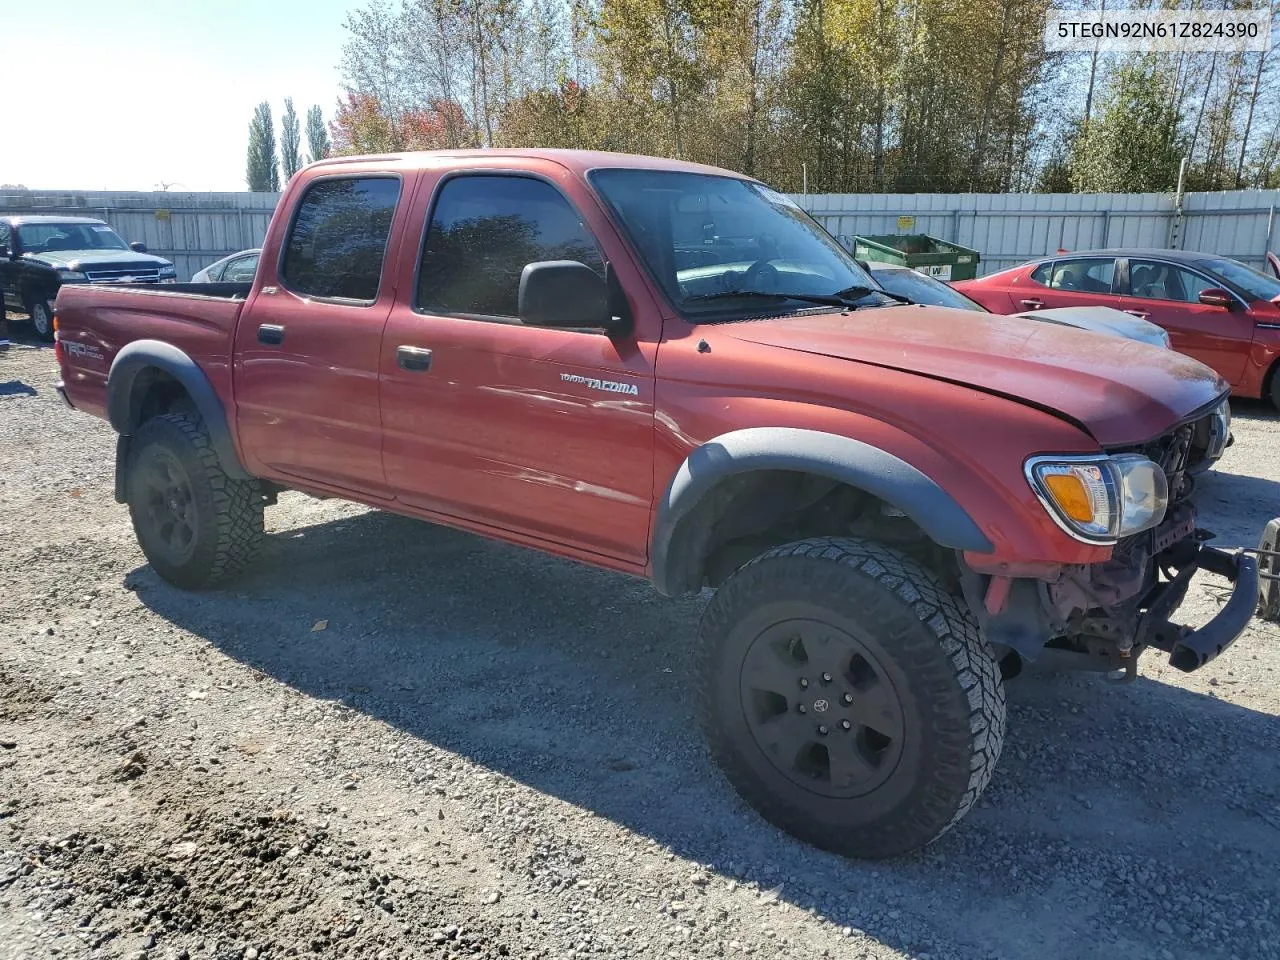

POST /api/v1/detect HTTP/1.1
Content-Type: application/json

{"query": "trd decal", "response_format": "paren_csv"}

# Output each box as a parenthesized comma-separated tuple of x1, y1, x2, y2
(64, 342, 105, 362)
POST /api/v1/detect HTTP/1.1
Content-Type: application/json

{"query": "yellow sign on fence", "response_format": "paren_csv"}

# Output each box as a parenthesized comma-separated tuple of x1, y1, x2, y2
(897, 215, 915, 232)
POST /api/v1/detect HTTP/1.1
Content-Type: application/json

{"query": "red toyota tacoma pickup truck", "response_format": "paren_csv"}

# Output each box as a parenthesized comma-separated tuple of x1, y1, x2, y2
(53, 150, 1258, 859)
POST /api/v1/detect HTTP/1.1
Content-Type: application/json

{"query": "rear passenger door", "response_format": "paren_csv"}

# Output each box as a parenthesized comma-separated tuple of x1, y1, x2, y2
(233, 175, 407, 495)
(1022, 257, 1119, 311)
(379, 172, 656, 565)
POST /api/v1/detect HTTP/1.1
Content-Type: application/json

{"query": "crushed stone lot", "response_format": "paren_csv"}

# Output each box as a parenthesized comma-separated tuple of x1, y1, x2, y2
(2, 333, 1280, 960)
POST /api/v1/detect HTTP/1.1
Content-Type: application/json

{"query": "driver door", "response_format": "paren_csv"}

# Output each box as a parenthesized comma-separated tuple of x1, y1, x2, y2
(379, 170, 658, 564)
(1119, 257, 1252, 385)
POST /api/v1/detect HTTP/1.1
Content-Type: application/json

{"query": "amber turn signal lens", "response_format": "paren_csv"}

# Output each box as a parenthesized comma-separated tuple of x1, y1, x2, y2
(1042, 473, 1094, 523)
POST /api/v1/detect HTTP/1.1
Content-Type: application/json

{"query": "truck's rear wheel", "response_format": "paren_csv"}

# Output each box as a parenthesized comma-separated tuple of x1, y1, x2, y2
(698, 537, 1005, 859)
(25, 295, 53, 342)
(125, 413, 264, 589)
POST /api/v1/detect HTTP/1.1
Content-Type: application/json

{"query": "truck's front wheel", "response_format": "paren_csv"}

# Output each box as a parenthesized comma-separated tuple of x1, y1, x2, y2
(125, 413, 264, 589)
(699, 537, 1005, 859)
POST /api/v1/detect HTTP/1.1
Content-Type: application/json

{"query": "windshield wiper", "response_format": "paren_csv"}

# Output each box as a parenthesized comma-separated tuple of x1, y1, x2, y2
(831, 284, 914, 305)
(684, 290, 854, 307)
(684, 286, 913, 309)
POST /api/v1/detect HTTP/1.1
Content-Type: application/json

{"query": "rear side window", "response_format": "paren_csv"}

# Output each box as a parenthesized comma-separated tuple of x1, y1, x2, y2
(416, 175, 604, 319)
(1036, 257, 1115, 293)
(281, 177, 400, 302)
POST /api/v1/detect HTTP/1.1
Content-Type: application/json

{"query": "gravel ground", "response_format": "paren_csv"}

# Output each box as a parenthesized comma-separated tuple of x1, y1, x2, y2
(2, 329, 1279, 960)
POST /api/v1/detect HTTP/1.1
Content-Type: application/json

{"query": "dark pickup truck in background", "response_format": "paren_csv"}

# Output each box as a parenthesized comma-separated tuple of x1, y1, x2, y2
(0, 215, 177, 340)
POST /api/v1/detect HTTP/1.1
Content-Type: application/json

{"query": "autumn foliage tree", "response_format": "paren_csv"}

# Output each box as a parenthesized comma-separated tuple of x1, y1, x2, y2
(334, 0, 1280, 193)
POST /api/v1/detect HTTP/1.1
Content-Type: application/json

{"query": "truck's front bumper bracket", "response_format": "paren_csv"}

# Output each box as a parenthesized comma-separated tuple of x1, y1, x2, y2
(1141, 543, 1259, 672)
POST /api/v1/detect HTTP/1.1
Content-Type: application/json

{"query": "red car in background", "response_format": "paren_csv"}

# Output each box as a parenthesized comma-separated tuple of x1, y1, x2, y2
(954, 249, 1280, 409)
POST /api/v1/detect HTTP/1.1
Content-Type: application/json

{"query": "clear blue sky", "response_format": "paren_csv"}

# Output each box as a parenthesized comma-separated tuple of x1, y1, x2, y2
(5, 0, 353, 191)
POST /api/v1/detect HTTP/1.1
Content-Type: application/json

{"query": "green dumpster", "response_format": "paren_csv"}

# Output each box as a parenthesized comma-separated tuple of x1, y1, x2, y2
(852, 234, 981, 282)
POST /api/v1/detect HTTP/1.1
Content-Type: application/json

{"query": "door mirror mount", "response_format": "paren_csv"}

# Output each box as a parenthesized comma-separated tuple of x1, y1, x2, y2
(130, 241, 148, 253)
(1197, 287, 1235, 309)
(519, 260, 631, 337)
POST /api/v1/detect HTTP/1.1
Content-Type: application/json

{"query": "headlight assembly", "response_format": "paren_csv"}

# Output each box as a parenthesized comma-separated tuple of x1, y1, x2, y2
(1026, 453, 1169, 544)
(1206, 398, 1231, 460)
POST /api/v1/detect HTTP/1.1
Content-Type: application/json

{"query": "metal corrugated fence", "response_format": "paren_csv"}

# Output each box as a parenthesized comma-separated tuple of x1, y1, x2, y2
(794, 189, 1280, 275)
(3, 187, 1277, 281)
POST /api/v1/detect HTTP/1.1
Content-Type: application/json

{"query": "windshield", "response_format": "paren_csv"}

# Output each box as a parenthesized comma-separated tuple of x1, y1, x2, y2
(1198, 257, 1280, 302)
(589, 169, 882, 316)
(869, 267, 986, 312)
(18, 222, 129, 254)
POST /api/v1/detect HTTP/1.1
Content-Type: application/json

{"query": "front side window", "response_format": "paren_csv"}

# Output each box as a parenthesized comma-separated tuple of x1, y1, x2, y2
(1035, 257, 1115, 293)
(1197, 257, 1280, 302)
(281, 177, 400, 302)
(589, 169, 882, 317)
(1129, 260, 1215, 303)
(417, 175, 604, 319)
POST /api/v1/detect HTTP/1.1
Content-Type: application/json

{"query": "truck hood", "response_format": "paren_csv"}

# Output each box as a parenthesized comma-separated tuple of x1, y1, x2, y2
(28, 249, 172, 269)
(722, 306, 1226, 446)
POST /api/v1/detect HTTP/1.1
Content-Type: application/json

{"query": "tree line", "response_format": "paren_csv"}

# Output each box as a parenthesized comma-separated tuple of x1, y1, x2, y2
(245, 100, 333, 192)
(325, 0, 1280, 195)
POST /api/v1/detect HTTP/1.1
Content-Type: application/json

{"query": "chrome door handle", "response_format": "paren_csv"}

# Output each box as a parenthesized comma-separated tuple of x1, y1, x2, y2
(257, 323, 284, 345)
(1123, 310, 1149, 320)
(1020, 298, 1043, 309)
(397, 345, 433, 372)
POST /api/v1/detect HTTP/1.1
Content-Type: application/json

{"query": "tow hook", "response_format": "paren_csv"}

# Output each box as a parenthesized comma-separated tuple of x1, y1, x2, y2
(1105, 649, 1139, 685)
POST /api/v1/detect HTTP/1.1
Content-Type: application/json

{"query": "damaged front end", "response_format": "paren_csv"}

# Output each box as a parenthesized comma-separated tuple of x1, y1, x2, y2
(962, 399, 1259, 678)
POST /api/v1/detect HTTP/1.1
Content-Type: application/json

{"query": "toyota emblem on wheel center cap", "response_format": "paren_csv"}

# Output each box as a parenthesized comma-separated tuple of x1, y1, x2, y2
(812, 698, 829, 712)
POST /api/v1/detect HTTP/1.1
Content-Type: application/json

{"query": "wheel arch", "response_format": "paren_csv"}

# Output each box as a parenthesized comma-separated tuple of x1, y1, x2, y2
(107, 340, 250, 499)
(650, 427, 994, 596)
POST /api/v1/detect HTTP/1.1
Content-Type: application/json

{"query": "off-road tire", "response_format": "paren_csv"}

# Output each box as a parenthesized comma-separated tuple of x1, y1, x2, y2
(126, 413, 264, 589)
(699, 536, 1005, 859)
(25, 294, 54, 342)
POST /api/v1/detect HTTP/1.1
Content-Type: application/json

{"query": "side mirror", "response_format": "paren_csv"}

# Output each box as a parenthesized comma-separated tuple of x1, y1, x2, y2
(130, 241, 148, 253)
(1198, 287, 1235, 309)
(519, 260, 628, 335)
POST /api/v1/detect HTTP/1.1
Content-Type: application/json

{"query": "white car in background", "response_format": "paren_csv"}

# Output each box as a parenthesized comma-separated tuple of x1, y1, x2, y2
(191, 248, 260, 284)
(866, 262, 1173, 349)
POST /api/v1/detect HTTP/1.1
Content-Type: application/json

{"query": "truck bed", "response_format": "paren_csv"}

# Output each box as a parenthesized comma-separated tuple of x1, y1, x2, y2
(55, 282, 249, 422)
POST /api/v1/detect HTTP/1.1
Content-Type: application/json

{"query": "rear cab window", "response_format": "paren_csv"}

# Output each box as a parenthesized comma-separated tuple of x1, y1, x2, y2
(280, 177, 402, 303)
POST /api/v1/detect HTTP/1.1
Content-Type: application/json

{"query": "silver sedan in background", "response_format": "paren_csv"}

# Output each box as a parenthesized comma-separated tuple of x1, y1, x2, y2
(191, 248, 260, 283)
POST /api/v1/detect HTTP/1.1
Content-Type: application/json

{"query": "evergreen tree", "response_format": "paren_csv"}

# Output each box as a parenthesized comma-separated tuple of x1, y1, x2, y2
(246, 101, 280, 192)
(281, 98, 303, 180)
(306, 105, 332, 163)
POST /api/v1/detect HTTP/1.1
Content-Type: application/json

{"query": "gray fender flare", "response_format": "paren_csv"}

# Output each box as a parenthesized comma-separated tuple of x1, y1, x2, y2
(650, 426, 993, 596)
(107, 339, 250, 488)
